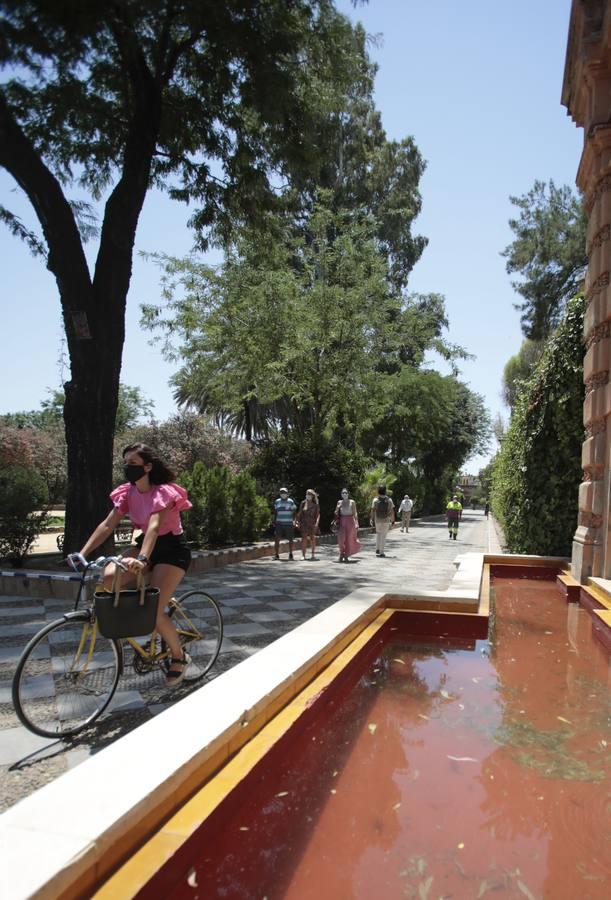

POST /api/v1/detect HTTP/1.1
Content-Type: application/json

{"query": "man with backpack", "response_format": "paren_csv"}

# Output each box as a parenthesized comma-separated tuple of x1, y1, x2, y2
(370, 485, 395, 557)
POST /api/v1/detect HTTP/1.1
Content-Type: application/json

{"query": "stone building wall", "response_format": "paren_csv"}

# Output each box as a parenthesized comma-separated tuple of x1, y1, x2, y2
(562, 0, 611, 580)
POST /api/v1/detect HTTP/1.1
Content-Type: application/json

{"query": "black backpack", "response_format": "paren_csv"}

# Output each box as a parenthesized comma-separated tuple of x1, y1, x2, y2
(375, 496, 390, 520)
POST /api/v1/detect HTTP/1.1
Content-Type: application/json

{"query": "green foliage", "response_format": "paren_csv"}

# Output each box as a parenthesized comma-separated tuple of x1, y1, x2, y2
(355, 465, 397, 524)
(229, 471, 271, 545)
(250, 433, 366, 530)
(502, 180, 587, 340)
(0, 466, 49, 564)
(42, 385, 155, 435)
(180, 463, 270, 547)
(491, 296, 584, 555)
(0, 423, 67, 504)
(502, 340, 543, 410)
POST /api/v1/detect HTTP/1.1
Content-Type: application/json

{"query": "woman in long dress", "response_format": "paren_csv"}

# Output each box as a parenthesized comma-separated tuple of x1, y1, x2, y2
(334, 488, 362, 562)
(296, 489, 320, 560)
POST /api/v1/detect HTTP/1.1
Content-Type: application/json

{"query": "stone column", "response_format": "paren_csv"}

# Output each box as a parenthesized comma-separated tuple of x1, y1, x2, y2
(562, 1, 611, 580)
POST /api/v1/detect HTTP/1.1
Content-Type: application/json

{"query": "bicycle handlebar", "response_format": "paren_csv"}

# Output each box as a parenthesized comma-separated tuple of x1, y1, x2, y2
(66, 553, 128, 575)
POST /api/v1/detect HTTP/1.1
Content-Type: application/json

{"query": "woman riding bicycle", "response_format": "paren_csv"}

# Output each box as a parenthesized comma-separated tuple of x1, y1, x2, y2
(79, 442, 193, 687)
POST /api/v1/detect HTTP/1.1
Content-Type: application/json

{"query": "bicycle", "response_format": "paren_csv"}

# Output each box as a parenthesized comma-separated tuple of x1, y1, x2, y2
(12, 554, 223, 739)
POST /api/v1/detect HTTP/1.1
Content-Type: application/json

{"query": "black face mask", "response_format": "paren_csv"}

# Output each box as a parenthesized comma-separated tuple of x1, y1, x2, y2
(124, 464, 146, 484)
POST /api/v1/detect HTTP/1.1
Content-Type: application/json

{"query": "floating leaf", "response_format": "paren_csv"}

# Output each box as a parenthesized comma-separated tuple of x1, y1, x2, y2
(457, 842, 465, 849)
(458, 703, 465, 710)
(393, 802, 401, 811)
(440, 690, 454, 700)
(517, 879, 537, 900)
(330, 788, 337, 795)
(418, 714, 429, 721)
(544, 631, 553, 635)
(275, 791, 289, 798)
(239, 826, 249, 832)
(418, 875, 433, 899)
(478, 880, 490, 898)
(332, 770, 338, 777)
(472, 677, 481, 683)
(448, 755, 478, 762)
(187, 869, 198, 888)
(392, 658, 406, 665)
(368, 723, 377, 735)
(557, 716, 572, 725)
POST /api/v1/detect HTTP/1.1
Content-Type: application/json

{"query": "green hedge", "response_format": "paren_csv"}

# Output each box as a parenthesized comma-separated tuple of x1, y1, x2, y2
(180, 463, 270, 547)
(491, 295, 584, 555)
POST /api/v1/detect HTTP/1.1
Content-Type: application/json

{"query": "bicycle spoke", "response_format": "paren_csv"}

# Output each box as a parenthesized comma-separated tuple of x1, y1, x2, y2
(13, 616, 121, 738)
(169, 591, 223, 680)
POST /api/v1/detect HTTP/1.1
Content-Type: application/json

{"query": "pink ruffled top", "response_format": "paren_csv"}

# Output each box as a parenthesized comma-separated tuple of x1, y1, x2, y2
(109, 482, 192, 535)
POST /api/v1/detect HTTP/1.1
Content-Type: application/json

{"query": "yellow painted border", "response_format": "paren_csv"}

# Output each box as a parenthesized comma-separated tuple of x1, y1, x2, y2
(93, 609, 396, 898)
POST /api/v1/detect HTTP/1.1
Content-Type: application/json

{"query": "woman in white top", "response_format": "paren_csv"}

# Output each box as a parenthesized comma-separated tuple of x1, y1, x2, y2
(334, 488, 362, 562)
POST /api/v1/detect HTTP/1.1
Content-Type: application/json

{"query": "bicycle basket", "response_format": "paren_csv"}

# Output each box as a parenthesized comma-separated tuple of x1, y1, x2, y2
(94, 571, 160, 639)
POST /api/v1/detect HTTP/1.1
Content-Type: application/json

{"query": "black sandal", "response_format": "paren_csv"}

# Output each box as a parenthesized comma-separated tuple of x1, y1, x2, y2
(166, 652, 191, 688)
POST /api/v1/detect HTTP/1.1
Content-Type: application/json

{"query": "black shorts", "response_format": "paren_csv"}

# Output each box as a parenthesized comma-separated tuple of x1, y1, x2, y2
(135, 532, 191, 572)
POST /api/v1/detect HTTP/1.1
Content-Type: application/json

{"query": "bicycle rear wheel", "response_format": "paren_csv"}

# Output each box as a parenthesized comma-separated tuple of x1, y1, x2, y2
(12, 612, 121, 738)
(168, 590, 223, 680)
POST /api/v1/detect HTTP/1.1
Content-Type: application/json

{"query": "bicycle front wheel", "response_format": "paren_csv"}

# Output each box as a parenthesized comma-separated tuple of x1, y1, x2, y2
(168, 591, 223, 680)
(12, 612, 121, 738)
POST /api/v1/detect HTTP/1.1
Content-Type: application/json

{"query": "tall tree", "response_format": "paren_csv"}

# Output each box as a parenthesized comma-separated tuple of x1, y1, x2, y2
(502, 180, 587, 340)
(501, 339, 543, 410)
(0, 0, 366, 550)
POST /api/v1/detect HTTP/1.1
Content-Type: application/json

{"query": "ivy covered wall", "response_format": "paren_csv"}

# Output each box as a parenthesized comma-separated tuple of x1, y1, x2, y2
(491, 295, 584, 556)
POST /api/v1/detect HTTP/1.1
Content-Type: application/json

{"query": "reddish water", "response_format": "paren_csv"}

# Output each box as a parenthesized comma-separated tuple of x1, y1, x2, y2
(146, 580, 611, 900)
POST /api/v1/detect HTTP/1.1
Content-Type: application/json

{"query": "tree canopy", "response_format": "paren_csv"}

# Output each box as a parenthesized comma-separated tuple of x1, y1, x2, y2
(502, 180, 587, 340)
(0, 0, 376, 549)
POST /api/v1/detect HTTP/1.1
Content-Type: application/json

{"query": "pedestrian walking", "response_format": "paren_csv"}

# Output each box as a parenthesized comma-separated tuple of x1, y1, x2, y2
(334, 488, 362, 562)
(447, 494, 462, 540)
(296, 489, 320, 560)
(273, 487, 297, 560)
(484, 501, 490, 519)
(370, 485, 395, 557)
(398, 494, 413, 532)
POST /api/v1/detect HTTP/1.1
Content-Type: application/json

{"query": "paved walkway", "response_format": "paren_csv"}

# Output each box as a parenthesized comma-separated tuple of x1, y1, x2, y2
(0, 510, 500, 812)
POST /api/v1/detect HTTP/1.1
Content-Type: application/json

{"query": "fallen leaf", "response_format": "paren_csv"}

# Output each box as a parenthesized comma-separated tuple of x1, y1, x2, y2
(275, 791, 289, 797)
(239, 826, 249, 832)
(392, 658, 406, 665)
(418, 714, 429, 721)
(458, 703, 465, 710)
(393, 802, 401, 811)
(330, 788, 337, 795)
(368, 723, 377, 735)
(471, 677, 481, 683)
(440, 690, 454, 700)
(447, 755, 479, 762)
(516, 879, 537, 900)
(457, 842, 465, 849)
(187, 869, 198, 889)
(418, 875, 433, 899)
(557, 716, 572, 725)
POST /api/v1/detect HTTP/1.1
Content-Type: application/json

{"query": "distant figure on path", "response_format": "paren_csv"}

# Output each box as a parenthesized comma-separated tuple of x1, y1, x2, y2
(273, 487, 297, 560)
(334, 488, 362, 562)
(446, 494, 463, 540)
(370, 485, 395, 557)
(297, 489, 320, 560)
(398, 494, 413, 532)
(484, 501, 490, 519)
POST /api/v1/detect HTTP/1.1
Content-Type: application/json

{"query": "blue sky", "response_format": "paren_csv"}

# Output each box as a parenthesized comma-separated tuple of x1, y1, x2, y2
(0, 0, 582, 473)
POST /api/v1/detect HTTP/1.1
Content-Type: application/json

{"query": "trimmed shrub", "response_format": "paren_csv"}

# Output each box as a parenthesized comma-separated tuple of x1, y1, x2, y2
(0, 465, 49, 565)
(491, 296, 584, 555)
(180, 463, 270, 547)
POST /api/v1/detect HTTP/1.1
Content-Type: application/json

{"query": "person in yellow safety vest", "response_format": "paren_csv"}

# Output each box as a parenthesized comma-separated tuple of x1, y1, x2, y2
(446, 494, 462, 540)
